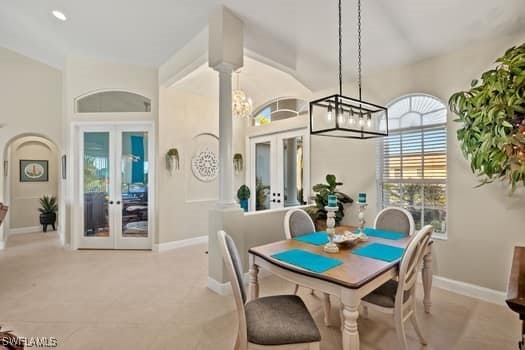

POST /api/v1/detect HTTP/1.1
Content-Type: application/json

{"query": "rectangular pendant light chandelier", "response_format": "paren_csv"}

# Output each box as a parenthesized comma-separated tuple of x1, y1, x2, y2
(310, 0, 388, 139)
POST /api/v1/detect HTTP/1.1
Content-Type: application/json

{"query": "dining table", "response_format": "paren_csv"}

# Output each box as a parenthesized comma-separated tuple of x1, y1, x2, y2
(248, 226, 433, 350)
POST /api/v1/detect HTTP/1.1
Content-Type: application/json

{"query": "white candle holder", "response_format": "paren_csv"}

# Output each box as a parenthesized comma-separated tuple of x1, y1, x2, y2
(357, 202, 368, 235)
(324, 206, 339, 254)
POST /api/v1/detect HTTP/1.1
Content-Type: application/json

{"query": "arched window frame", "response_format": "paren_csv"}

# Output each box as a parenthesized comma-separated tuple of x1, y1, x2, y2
(74, 90, 152, 114)
(251, 97, 308, 126)
(377, 93, 448, 237)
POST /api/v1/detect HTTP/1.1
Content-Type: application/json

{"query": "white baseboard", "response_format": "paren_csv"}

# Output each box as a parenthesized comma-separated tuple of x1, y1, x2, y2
(9, 226, 42, 235)
(207, 270, 272, 296)
(431, 275, 506, 305)
(207, 277, 232, 296)
(153, 235, 208, 252)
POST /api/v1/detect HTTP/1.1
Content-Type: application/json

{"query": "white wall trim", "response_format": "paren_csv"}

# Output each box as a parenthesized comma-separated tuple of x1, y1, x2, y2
(0, 240, 4, 250)
(153, 235, 208, 252)
(207, 276, 232, 296)
(207, 270, 272, 296)
(8, 226, 42, 235)
(432, 275, 506, 305)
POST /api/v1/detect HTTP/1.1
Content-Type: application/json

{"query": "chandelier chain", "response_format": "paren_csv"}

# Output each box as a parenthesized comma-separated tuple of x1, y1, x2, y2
(338, 0, 342, 96)
(357, 0, 362, 100)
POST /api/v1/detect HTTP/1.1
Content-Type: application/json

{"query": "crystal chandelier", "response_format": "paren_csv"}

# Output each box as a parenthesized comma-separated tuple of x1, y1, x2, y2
(232, 72, 253, 118)
(310, 0, 388, 139)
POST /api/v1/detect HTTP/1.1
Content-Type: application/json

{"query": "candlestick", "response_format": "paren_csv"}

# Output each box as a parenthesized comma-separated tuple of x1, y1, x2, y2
(327, 194, 337, 207)
(358, 192, 367, 204)
(324, 206, 339, 253)
(357, 202, 368, 235)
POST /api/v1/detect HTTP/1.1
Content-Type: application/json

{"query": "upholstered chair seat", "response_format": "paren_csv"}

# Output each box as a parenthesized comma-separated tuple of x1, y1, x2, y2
(245, 295, 321, 346)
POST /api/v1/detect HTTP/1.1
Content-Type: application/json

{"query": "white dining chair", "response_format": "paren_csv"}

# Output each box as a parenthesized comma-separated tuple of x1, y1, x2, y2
(361, 225, 433, 350)
(284, 208, 332, 326)
(374, 207, 416, 236)
(217, 230, 321, 350)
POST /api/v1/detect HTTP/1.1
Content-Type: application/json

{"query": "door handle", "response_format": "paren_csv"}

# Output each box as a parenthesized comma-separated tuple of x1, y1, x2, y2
(277, 199, 281, 203)
(116, 201, 121, 205)
(109, 201, 114, 205)
(272, 199, 276, 203)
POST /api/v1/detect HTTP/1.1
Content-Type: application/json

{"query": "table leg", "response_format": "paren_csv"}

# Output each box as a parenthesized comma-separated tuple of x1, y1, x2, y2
(248, 255, 259, 301)
(341, 292, 360, 350)
(321, 293, 331, 326)
(422, 250, 432, 313)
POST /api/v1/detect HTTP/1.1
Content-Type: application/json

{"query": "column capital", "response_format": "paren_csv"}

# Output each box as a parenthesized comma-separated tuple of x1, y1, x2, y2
(211, 63, 236, 74)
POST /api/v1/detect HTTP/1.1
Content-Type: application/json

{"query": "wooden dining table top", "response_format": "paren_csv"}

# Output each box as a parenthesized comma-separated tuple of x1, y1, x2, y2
(249, 227, 417, 290)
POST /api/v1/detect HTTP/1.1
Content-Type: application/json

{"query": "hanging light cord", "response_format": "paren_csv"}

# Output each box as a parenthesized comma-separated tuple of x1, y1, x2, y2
(339, 0, 362, 99)
(357, 0, 362, 100)
(338, 0, 342, 96)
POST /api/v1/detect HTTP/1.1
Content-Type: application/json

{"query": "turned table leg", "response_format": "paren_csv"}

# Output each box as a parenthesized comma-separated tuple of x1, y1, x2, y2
(341, 292, 360, 350)
(248, 254, 259, 301)
(422, 250, 433, 313)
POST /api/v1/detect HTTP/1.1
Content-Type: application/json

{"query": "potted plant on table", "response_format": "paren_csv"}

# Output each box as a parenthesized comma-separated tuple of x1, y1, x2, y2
(305, 174, 353, 230)
(38, 195, 58, 232)
(237, 185, 250, 212)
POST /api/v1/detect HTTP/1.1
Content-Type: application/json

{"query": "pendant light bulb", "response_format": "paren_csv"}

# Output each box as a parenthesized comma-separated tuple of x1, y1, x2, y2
(366, 112, 372, 128)
(337, 107, 345, 125)
(327, 104, 333, 122)
(359, 117, 365, 127)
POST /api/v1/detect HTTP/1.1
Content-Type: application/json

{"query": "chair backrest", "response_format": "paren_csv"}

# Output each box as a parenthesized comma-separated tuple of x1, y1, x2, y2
(0, 204, 8, 226)
(217, 230, 248, 347)
(374, 207, 415, 236)
(284, 208, 316, 239)
(396, 225, 433, 307)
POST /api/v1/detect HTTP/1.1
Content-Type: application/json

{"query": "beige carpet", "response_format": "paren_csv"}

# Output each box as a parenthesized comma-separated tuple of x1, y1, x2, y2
(0, 232, 519, 350)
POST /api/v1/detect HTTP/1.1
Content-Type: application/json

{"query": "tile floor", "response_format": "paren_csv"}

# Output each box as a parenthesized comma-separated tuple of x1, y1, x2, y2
(0, 232, 520, 349)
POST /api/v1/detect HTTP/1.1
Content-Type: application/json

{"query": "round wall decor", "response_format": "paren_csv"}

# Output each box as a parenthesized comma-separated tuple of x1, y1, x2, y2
(191, 150, 218, 182)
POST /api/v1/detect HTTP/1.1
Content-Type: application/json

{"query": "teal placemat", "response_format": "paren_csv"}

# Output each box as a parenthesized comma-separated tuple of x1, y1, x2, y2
(353, 243, 405, 262)
(353, 227, 406, 240)
(271, 249, 343, 273)
(293, 232, 329, 246)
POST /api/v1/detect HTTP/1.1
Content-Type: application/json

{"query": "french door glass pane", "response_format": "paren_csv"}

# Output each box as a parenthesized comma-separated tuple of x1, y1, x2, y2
(83, 132, 110, 237)
(283, 136, 304, 207)
(121, 132, 149, 238)
(255, 142, 271, 211)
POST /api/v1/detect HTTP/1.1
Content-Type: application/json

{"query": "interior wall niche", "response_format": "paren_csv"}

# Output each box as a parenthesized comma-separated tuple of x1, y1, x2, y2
(76, 90, 151, 113)
(186, 133, 219, 202)
(8, 137, 59, 230)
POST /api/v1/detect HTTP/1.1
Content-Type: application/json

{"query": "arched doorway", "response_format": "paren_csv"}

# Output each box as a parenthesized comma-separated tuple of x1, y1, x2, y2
(2, 134, 61, 244)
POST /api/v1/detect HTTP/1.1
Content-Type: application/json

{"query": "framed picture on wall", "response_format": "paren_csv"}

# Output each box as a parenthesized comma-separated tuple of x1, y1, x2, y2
(20, 160, 48, 182)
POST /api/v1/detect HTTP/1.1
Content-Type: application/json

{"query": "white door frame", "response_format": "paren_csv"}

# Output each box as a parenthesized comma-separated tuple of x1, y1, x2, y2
(71, 121, 155, 250)
(246, 127, 310, 212)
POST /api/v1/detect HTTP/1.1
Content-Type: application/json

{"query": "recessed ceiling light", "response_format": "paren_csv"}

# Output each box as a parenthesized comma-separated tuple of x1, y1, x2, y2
(52, 10, 67, 21)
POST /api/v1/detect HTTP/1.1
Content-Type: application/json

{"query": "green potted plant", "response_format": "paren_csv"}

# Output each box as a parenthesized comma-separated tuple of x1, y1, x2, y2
(38, 195, 58, 232)
(255, 177, 270, 210)
(237, 184, 250, 212)
(305, 174, 353, 229)
(166, 148, 180, 173)
(449, 43, 525, 192)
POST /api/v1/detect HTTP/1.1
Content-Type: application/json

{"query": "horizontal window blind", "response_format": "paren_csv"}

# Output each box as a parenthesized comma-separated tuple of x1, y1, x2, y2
(377, 94, 447, 234)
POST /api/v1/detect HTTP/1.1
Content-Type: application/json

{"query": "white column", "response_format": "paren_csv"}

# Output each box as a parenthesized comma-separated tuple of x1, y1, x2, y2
(284, 138, 300, 207)
(216, 66, 237, 208)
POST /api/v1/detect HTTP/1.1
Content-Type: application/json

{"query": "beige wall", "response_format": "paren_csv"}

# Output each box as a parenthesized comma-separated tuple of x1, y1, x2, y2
(8, 137, 58, 229)
(310, 31, 525, 292)
(0, 47, 63, 241)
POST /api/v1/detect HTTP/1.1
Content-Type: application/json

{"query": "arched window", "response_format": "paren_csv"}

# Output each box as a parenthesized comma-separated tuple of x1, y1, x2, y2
(76, 91, 151, 113)
(252, 98, 307, 126)
(377, 94, 447, 235)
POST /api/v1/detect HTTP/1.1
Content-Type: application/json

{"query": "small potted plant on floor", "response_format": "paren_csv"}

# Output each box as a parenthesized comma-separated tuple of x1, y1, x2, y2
(38, 195, 58, 232)
(237, 185, 250, 212)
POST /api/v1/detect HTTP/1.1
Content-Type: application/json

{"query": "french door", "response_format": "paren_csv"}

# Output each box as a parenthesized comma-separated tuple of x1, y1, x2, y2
(78, 124, 154, 249)
(248, 129, 310, 212)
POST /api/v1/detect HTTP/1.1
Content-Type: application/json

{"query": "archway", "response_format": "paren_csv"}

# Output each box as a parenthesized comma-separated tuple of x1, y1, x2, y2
(2, 133, 61, 245)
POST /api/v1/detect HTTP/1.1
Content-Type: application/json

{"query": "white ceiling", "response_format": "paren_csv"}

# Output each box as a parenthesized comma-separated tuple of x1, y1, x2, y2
(1, 0, 524, 90)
